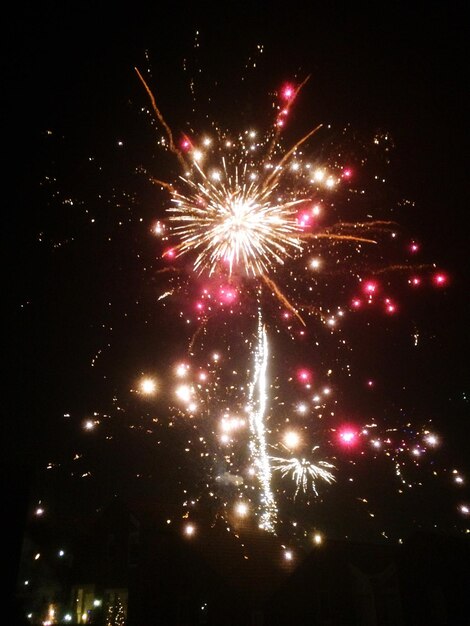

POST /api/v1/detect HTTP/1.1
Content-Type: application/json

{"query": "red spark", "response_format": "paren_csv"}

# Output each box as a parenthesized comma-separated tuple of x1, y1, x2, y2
(297, 211, 313, 228)
(297, 369, 312, 384)
(363, 280, 379, 295)
(338, 426, 359, 448)
(432, 272, 448, 287)
(163, 247, 175, 259)
(181, 135, 192, 151)
(219, 287, 238, 305)
(384, 298, 397, 314)
(281, 84, 295, 101)
(409, 276, 421, 287)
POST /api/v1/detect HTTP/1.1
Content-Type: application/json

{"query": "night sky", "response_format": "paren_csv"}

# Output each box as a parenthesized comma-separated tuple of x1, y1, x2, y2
(6, 1, 469, 599)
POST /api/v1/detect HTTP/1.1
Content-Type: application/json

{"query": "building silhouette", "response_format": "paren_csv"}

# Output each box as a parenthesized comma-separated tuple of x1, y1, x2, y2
(16, 496, 469, 625)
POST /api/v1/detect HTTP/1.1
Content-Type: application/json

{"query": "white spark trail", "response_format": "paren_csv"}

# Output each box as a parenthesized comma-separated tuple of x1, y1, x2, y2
(248, 311, 277, 532)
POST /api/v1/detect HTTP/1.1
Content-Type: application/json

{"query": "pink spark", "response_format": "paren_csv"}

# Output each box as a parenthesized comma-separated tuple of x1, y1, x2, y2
(219, 287, 237, 305)
(409, 276, 421, 287)
(409, 241, 420, 253)
(281, 84, 295, 101)
(297, 369, 312, 384)
(163, 248, 175, 259)
(363, 280, 379, 295)
(384, 298, 397, 314)
(297, 211, 312, 228)
(338, 426, 359, 447)
(433, 272, 448, 287)
(181, 135, 192, 151)
(351, 298, 362, 309)
(342, 167, 353, 179)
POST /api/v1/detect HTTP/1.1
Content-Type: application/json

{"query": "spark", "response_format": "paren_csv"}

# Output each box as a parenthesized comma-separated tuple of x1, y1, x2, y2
(135, 67, 187, 169)
(175, 384, 193, 403)
(338, 427, 358, 446)
(261, 273, 306, 326)
(234, 502, 249, 517)
(175, 362, 190, 378)
(153, 220, 165, 235)
(184, 523, 196, 536)
(313, 532, 324, 545)
(424, 433, 439, 447)
(297, 369, 312, 384)
(433, 271, 448, 286)
(140, 377, 157, 395)
(283, 430, 302, 449)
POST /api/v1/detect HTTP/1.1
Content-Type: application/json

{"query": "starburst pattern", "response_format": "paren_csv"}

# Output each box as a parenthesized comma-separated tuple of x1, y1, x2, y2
(169, 162, 304, 276)
(271, 449, 336, 498)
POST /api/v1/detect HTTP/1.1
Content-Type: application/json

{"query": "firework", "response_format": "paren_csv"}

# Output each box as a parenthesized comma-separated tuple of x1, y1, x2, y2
(16, 31, 469, 626)
(129, 67, 460, 542)
(28, 64, 459, 558)
(136, 67, 395, 326)
(271, 449, 336, 498)
(169, 162, 305, 277)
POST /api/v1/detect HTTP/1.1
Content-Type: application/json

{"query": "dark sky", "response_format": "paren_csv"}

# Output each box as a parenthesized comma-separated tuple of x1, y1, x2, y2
(5, 0, 469, 596)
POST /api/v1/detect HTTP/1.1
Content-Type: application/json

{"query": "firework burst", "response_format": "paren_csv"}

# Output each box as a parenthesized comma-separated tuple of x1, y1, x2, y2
(169, 161, 304, 277)
(271, 449, 336, 498)
(124, 66, 458, 541)
(137, 67, 395, 327)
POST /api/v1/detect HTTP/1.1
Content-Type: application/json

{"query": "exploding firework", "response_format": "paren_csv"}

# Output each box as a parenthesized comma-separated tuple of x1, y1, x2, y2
(136, 67, 399, 327)
(30, 58, 465, 559)
(128, 66, 461, 542)
(270, 449, 336, 498)
(169, 162, 305, 277)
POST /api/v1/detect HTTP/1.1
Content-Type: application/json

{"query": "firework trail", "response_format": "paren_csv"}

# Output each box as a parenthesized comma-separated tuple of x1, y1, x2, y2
(247, 312, 277, 531)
